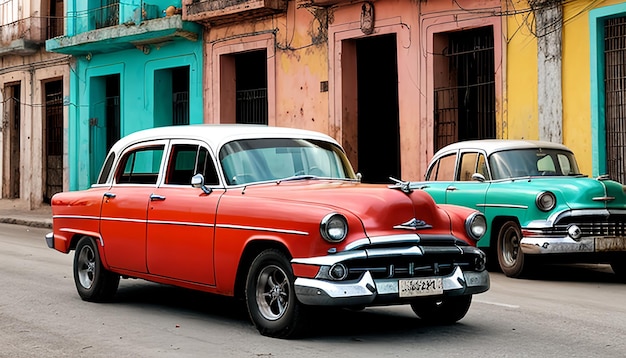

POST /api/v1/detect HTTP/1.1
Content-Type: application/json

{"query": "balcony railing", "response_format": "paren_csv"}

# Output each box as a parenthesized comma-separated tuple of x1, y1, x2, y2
(94, 2, 120, 29)
(183, 0, 287, 26)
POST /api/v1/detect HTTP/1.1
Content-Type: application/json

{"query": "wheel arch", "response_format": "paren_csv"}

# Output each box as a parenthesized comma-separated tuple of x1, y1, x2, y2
(233, 240, 292, 300)
(67, 233, 110, 269)
(489, 216, 521, 247)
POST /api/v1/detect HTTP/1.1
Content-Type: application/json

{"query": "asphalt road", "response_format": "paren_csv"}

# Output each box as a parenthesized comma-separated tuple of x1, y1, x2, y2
(1, 223, 625, 358)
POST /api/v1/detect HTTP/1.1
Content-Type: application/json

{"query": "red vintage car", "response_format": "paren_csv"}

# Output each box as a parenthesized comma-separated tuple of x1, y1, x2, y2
(46, 124, 489, 338)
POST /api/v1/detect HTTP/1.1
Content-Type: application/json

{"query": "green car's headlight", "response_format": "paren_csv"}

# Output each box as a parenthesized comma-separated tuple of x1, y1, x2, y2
(320, 213, 348, 243)
(536, 191, 556, 211)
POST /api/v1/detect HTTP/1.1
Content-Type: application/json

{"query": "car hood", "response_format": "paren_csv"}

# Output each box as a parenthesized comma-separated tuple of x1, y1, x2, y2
(506, 176, 626, 210)
(230, 180, 453, 237)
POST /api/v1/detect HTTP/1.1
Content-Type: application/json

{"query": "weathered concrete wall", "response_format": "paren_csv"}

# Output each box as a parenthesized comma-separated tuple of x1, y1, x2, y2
(0, 51, 70, 209)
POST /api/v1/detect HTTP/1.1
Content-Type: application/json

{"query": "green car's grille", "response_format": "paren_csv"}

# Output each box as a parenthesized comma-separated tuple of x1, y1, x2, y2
(556, 215, 626, 237)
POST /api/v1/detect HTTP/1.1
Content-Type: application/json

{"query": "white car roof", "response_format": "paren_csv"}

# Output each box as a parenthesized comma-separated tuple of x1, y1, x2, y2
(434, 139, 572, 157)
(109, 124, 341, 153)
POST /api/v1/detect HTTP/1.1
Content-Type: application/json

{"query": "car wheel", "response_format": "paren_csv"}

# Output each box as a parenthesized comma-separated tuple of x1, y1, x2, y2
(245, 249, 305, 338)
(73, 236, 120, 302)
(410, 295, 472, 324)
(497, 221, 526, 278)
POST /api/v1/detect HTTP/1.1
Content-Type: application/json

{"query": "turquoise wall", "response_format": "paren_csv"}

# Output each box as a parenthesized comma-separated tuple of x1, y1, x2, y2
(69, 39, 203, 190)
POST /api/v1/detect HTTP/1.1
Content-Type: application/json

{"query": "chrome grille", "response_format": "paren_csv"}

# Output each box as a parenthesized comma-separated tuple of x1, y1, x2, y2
(556, 214, 626, 238)
(342, 246, 480, 280)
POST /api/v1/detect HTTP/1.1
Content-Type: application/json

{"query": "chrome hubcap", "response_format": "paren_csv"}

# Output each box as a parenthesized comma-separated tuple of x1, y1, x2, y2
(255, 265, 290, 321)
(502, 227, 520, 266)
(77, 245, 96, 289)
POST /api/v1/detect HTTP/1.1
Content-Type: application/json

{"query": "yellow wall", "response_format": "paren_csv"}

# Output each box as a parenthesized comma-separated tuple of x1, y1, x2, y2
(506, 0, 621, 176)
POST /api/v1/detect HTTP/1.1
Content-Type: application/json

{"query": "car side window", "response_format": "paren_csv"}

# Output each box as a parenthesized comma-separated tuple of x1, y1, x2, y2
(429, 154, 456, 181)
(97, 152, 116, 184)
(476, 153, 490, 180)
(459, 152, 478, 181)
(166, 144, 219, 185)
(116, 145, 164, 184)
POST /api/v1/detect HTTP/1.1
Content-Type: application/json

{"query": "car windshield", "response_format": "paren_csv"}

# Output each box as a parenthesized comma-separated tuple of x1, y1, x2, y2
(219, 138, 356, 185)
(489, 148, 582, 180)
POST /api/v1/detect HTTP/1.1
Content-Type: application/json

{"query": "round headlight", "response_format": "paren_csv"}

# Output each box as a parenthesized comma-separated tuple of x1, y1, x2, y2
(536, 191, 556, 211)
(320, 213, 348, 243)
(329, 263, 348, 280)
(465, 212, 487, 241)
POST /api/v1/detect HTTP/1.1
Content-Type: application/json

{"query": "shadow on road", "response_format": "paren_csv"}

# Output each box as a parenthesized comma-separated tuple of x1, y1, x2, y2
(496, 262, 623, 283)
(103, 280, 487, 339)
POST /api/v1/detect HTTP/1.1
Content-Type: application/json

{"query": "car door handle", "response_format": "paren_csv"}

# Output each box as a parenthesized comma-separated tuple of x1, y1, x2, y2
(150, 194, 166, 201)
(104, 192, 116, 198)
(446, 186, 457, 191)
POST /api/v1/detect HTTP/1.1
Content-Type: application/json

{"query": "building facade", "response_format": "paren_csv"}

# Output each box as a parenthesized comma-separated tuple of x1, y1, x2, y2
(12, 0, 624, 207)
(185, 0, 506, 183)
(46, 0, 203, 190)
(0, 0, 69, 209)
(506, 0, 626, 181)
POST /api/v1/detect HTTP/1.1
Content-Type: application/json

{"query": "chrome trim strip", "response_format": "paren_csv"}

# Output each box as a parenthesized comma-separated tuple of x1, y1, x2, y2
(53, 215, 100, 220)
(100, 217, 146, 223)
(369, 234, 421, 246)
(345, 238, 371, 251)
(475, 203, 528, 209)
(53, 215, 302, 234)
(292, 251, 368, 266)
(344, 234, 420, 251)
(216, 224, 308, 236)
(147, 220, 215, 228)
(592, 196, 615, 201)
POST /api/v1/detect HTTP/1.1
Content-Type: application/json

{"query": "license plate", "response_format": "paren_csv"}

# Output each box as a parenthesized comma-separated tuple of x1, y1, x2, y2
(399, 277, 443, 297)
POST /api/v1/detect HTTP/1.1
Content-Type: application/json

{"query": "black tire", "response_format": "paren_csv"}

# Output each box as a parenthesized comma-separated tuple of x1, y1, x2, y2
(73, 236, 120, 302)
(497, 221, 526, 278)
(410, 295, 472, 324)
(245, 249, 305, 338)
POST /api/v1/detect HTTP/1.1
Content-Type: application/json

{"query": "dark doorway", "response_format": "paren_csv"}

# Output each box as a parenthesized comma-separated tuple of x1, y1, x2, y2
(2, 83, 21, 199)
(44, 80, 64, 202)
(89, 74, 120, 184)
(433, 26, 496, 151)
(47, 0, 64, 38)
(154, 66, 190, 126)
(356, 34, 400, 183)
(235, 50, 268, 124)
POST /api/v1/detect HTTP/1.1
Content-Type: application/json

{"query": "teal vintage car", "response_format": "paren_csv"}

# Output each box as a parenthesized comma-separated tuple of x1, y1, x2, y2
(415, 139, 626, 279)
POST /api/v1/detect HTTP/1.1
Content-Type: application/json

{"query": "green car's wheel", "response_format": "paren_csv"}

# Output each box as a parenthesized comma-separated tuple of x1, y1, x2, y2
(497, 221, 526, 278)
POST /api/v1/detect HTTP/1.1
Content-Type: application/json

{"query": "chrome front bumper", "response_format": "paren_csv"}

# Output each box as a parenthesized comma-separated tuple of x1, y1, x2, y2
(294, 266, 490, 306)
(521, 236, 626, 254)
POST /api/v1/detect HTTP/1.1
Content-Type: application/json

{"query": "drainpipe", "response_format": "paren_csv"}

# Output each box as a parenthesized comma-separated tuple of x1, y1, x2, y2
(533, 0, 563, 143)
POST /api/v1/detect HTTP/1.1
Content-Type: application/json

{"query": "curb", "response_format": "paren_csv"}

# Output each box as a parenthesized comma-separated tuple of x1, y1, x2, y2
(0, 218, 52, 229)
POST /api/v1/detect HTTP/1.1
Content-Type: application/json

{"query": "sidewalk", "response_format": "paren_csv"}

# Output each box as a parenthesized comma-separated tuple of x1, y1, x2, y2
(0, 199, 52, 229)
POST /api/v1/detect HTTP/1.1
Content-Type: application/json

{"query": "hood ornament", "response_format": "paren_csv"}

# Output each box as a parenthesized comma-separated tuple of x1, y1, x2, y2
(388, 177, 413, 194)
(394, 218, 432, 230)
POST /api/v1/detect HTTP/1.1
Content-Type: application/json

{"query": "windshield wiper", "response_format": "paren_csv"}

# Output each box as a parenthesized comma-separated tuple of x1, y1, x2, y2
(276, 174, 319, 183)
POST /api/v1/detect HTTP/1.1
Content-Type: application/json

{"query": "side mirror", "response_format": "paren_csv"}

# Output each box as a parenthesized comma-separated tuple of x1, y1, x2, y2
(191, 174, 212, 194)
(471, 173, 486, 182)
